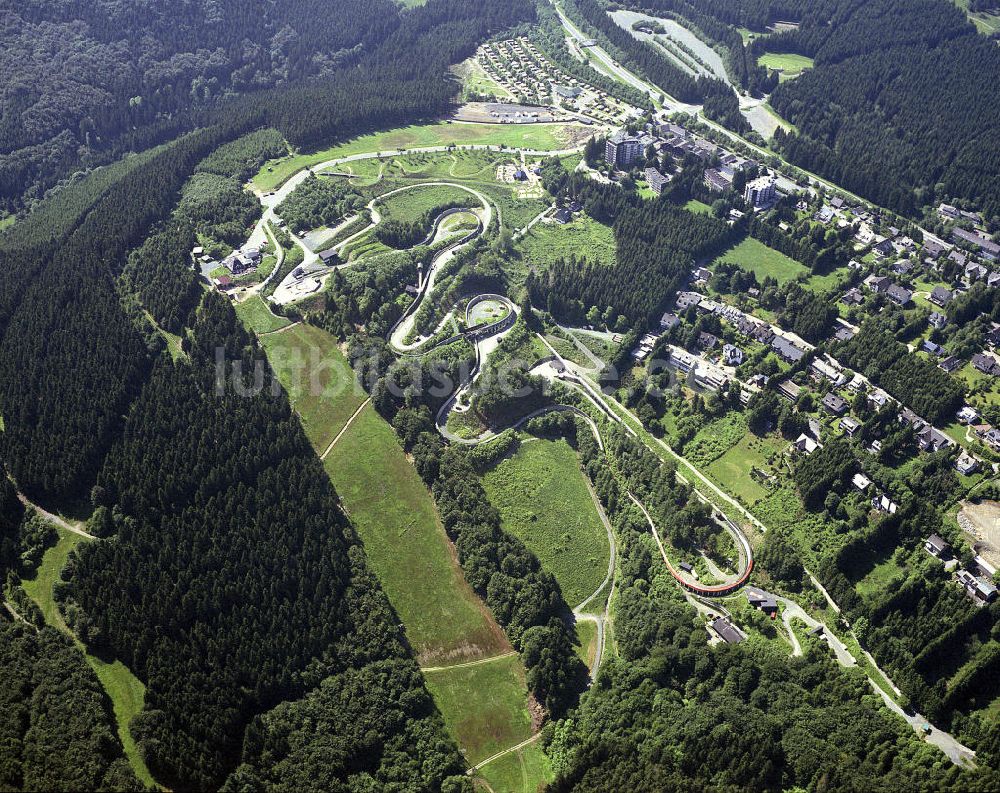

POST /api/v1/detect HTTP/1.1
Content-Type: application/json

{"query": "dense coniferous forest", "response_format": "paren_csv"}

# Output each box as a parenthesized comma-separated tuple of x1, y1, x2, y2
(0, 620, 142, 792)
(764, 0, 1000, 220)
(528, 170, 735, 326)
(834, 323, 966, 424)
(63, 293, 464, 790)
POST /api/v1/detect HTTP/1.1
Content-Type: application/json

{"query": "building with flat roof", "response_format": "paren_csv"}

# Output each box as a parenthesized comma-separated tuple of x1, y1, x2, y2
(605, 131, 642, 168)
(744, 175, 776, 208)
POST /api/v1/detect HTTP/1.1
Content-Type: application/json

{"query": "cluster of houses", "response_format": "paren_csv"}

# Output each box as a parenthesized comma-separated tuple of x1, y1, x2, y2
(924, 533, 999, 606)
(476, 38, 638, 125)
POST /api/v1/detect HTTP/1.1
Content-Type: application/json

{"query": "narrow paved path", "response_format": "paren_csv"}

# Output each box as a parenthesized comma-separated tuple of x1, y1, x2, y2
(16, 493, 95, 540)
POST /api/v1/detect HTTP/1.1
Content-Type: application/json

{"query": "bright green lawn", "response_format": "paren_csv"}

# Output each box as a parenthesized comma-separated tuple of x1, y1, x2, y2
(253, 122, 581, 191)
(477, 738, 553, 793)
(377, 183, 478, 222)
(235, 294, 292, 334)
(685, 198, 713, 215)
(482, 438, 610, 607)
(575, 618, 599, 669)
(325, 405, 509, 664)
(0, 214, 14, 231)
(516, 214, 616, 271)
(261, 323, 364, 452)
(705, 431, 785, 506)
(757, 52, 814, 81)
(22, 528, 155, 787)
(713, 236, 809, 284)
(423, 654, 538, 766)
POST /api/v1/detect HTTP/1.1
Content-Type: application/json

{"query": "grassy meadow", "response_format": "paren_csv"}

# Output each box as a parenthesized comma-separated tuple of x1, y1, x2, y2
(482, 438, 610, 607)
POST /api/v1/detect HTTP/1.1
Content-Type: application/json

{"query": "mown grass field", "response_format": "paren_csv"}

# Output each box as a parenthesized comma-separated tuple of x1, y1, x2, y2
(324, 405, 509, 665)
(516, 214, 616, 272)
(22, 528, 155, 787)
(260, 323, 365, 452)
(476, 738, 553, 793)
(757, 52, 814, 81)
(423, 654, 541, 768)
(235, 295, 293, 334)
(684, 198, 713, 215)
(253, 122, 580, 191)
(482, 438, 610, 607)
(713, 236, 809, 284)
(705, 431, 782, 506)
(377, 183, 478, 222)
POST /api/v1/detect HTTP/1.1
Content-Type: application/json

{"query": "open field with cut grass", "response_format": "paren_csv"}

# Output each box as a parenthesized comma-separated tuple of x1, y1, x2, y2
(423, 654, 542, 769)
(516, 214, 616, 272)
(575, 619, 599, 668)
(476, 738, 553, 793)
(705, 431, 786, 506)
(236, 295, 293, 334)
(482, 438, 610, 607)
(713, 236, 809, 284)
(260, 323, 364, 451)
(325, 404, 510, 665)
(377, 183, 478, 222)
(684, 198, 713, 215)
(253, 122, 584, 191)
(22, 528, 155, 787)
(757, 52, 814, 81)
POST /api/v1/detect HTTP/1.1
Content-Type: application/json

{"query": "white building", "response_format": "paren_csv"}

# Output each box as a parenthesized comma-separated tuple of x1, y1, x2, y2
(744, 175, 776, 208)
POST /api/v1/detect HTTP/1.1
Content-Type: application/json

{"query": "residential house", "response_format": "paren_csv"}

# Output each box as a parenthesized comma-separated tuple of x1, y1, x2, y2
(972, 352, 1000, 376)
(922, 340, 944, 356)
(814, 205, 835, 224)
(659, 312, 680, 331)
(929, 286, 953, 307)
(676, 291, 703, 311)
(698, 331, 719, 350)
(923, 239, 946, 259)
(955, 453, 979, 476)
(771, 335, 805, 363)
(841, 416, 861, 437)
(986, 326, 1000, 348)
(710, 617, 746, 644)
(834, 325, 856, 342)
(873, 239, 895, 257)
(722, 343, 744, 366)
(925, 534, 952, 558)
(745, 587, 779, 616)
(872, 493, 898, 514)
(694, 364, 727, 391)
(966, 261, 989, 282)
(948, 249, 968, 268)
(958, 569, 998, 605)
(793, 434, 822, 454)
(864, 274, 892, 293)
(928, 312, 948, 330)
(822, 392, 849, 416)
(957, 405, 980, 424)
(842, 287, 865, 305)
(886, 283, 913, 306)
(812, 356, 845, 385)
(939, 355, 963, 373)
(553, 208, 572, 224)
(917, 426, 952, 453)
(938, 203, 960, 220)
(692, 266, 713, 283)
(851, 472, 871, 491)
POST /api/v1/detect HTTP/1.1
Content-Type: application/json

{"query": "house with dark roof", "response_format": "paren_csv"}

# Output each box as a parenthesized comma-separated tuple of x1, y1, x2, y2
(929, 286, 953, 307)
(698, 331, 719, 350)
(746, 587, 779, 616)
(771, 336, 805, 363)
(676, 291, 702, 310)
(840, 416, 861, 436)
(873, 239, 895, 257)
(939, 355, 963, 373)
(553, 208, 572, 224)
(958, 569, 998, 605)
(822, 392, 849, 416)
(925, 534, 952, 559)
(659, 312, 680, 330)
(886, 283, 913, 306)
(972, 353, 1000, 376)
(864, 274, 892, 293)
(842, 287, 864, 305)
(922, 339, 944, 356)
(928, 312, 948, 330)
(710, 617, 747, 644)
